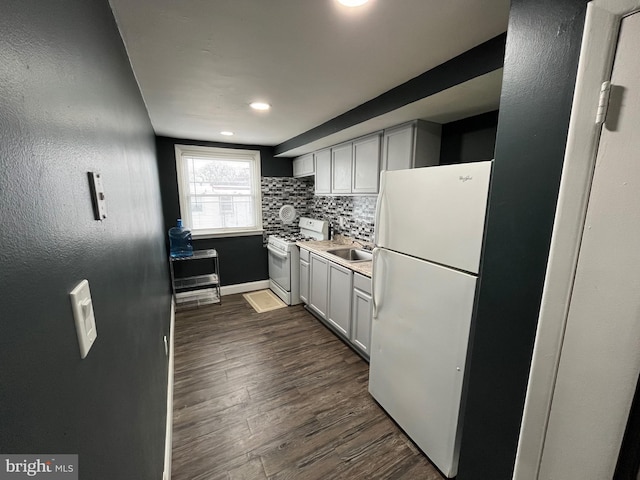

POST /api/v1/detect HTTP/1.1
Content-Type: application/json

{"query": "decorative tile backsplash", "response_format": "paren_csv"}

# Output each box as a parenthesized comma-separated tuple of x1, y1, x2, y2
(261, 176, 377, 243)
(261, 177, 313, 243)
(307, 195, 377, 242)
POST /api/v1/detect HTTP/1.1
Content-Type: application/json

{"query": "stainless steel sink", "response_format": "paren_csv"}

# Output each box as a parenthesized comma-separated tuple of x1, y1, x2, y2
(325, 248, 373, 263)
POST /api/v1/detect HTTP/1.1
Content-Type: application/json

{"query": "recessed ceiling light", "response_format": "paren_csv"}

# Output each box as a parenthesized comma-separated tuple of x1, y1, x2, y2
(337, 0, 369, 6)
(250, 102, 271, 111)
(220, 131, 234, 136)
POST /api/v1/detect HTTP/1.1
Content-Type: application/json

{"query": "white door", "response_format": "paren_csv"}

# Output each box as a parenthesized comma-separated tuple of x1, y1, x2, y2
(369, 248, 477, 478)
(535, 11, 640, 479)
(376, 161, 491, 274)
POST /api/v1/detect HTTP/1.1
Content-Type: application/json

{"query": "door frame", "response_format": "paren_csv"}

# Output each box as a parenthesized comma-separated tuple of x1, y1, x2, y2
(513, 1, 640, 478)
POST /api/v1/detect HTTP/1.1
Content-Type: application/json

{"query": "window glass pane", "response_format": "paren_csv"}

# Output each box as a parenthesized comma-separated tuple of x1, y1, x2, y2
(189, 158, 198, 196)
(179, 151, 259, 233)
(190, 196, 218, 230)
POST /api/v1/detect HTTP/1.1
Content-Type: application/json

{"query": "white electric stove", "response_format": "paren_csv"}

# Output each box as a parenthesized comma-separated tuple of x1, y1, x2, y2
(267, 217, 329, 305)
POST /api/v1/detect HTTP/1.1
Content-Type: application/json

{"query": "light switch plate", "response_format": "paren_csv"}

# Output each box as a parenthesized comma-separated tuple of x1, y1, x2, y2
(70, 279, 98, 359)
(88, 172, 107, 220)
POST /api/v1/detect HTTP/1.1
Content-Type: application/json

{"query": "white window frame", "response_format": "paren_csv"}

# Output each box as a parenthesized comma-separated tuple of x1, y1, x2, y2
(174, 144, 263, 238)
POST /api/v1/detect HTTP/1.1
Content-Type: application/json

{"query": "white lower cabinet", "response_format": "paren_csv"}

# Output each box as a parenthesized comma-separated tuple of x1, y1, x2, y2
(299, 248, 310, 304)
(327, 261, 353, 337)
(308, 253, 329, 319)
(304, 252, 372, 359)
(351, 273, 373, 357)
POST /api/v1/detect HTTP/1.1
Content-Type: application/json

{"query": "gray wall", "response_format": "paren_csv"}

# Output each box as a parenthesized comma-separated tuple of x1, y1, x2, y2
(156, 136, 293, 286)
(274, 35, 506, 155)
(439, 111, 499, 165)
(0, 1, 171, 478)
(457, 1, 589, 478)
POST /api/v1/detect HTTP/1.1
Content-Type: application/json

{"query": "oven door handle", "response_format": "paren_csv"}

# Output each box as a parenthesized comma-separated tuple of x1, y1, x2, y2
(267, 245, 289, 259)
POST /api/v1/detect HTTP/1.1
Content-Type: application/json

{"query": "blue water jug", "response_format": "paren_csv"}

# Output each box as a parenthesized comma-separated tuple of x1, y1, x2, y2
(168, 219, 193, 258)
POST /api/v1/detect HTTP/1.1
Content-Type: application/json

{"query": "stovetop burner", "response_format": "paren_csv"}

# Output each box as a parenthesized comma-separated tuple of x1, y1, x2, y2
(282, 233, 315, 242)
(269, 233, 315, 244)
(268, 217, 330, 246)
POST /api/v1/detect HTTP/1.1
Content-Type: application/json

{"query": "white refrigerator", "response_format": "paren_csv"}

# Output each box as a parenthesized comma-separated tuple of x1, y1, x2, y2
(369, 161, 492, 478)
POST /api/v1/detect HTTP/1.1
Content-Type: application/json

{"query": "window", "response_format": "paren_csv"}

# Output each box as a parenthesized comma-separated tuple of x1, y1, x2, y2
(174, 145, 262, 237)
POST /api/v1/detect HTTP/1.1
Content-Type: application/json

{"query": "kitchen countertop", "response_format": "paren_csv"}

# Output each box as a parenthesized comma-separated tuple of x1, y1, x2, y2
(296, 236, 373, 278)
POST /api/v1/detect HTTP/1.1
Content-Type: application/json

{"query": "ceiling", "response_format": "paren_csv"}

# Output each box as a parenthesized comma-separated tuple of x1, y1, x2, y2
(109, 0, 510, 156)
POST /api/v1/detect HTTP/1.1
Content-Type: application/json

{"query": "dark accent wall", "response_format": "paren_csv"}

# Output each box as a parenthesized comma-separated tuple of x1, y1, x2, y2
(274, 34, 506, 155)
(439, 111, 499, 165)
(615, 374, 640, 479)
(457, 1, 589, 479)
(156, 136, 291, 286)
(0, 1, 170, 479)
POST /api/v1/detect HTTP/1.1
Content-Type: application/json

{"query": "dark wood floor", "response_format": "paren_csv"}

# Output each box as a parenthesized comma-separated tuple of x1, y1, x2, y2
(171, 293, 444, 480)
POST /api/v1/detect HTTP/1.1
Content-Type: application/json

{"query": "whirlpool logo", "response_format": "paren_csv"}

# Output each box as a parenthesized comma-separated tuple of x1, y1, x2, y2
(0, 456, 77, 479)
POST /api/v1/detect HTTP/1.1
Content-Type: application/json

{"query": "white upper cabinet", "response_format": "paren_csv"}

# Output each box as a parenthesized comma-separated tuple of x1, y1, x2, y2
(307, 120, 439, 195)
(328, 133, 381, 195)
(314, 148, 332, 194)
(383, 123, 414, 171)
(293, 153, 314, 178)
(382, 120, 441, 171)
(352, 132, 381, 194)
(331, 142, 353, 194)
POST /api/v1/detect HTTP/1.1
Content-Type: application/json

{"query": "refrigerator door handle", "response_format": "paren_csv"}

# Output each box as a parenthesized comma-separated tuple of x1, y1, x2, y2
(372, 247, 381, 319)
(374, 171, 386, 246)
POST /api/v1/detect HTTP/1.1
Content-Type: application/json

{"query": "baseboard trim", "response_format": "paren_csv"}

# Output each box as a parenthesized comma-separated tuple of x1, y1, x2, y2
(221, 280, 270, 296)
(162, 301, 175, 480)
